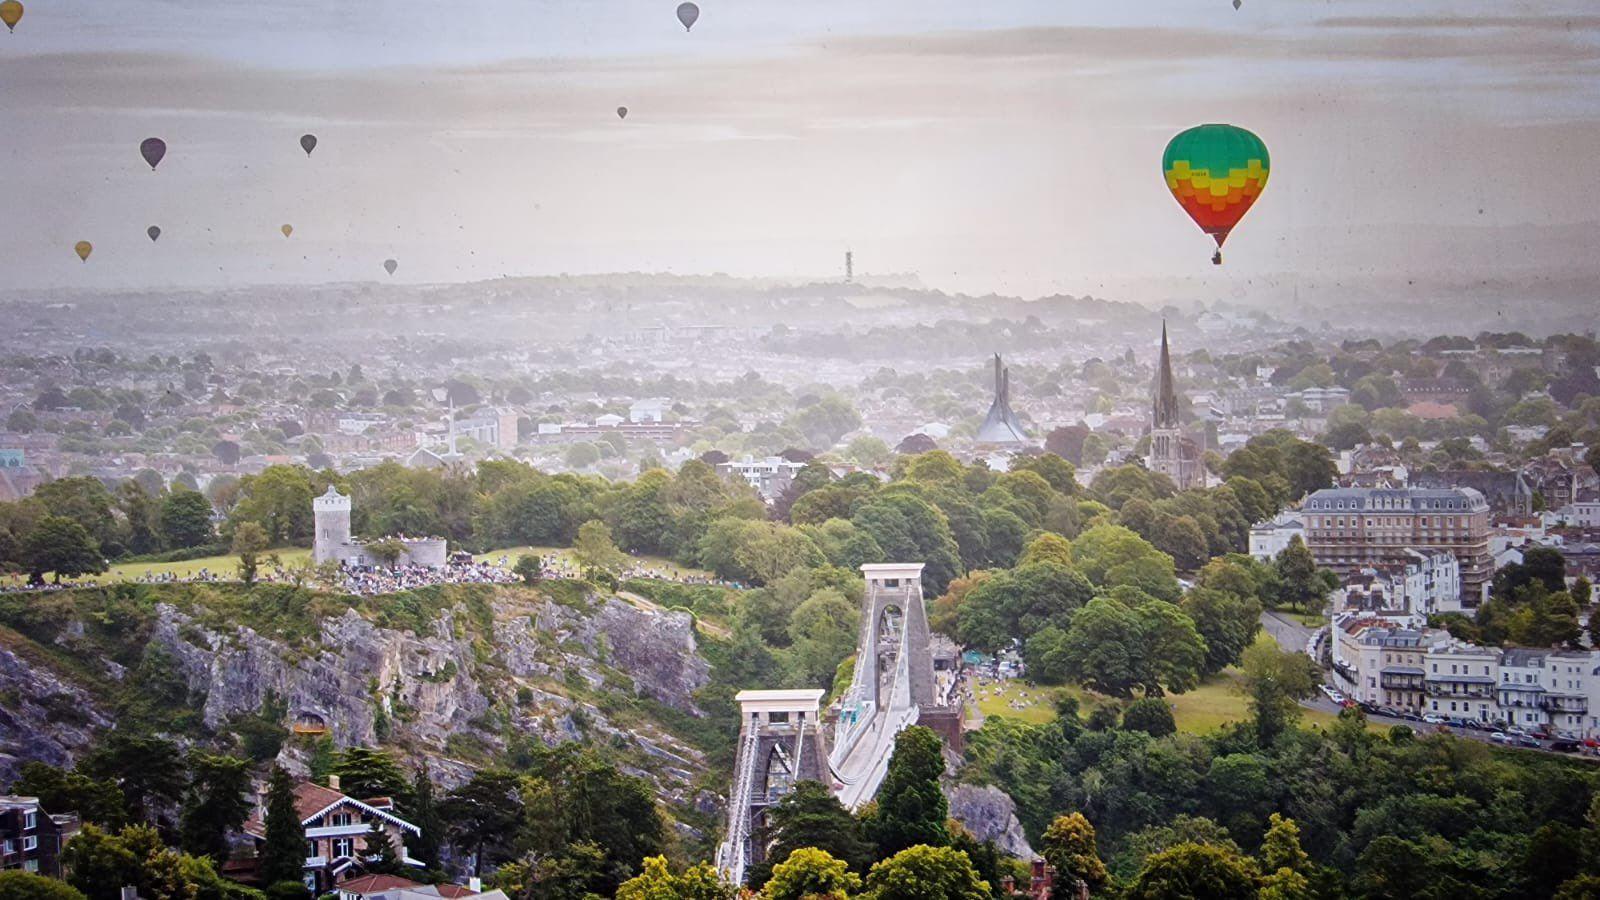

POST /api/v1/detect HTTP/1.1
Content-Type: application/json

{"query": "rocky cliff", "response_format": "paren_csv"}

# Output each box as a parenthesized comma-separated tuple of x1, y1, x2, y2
(0, 583, 716, 801)
(947, 781, 1036, 860)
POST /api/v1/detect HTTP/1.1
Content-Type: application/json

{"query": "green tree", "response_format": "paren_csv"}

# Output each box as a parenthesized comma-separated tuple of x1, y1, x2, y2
(364, 819, 404, 874)
(870, 727, 949, 857)
(259, 766, 307, 886)
(618, 856, 735, 900)
(1274, 536, 1332, 614)
(178, 752, 253, 862)
(79, 733, 184, 826)
(862, 845, 990, 900)
(227, 465, 315, 544)
(1040, 812, 1109, 893)
(761, 847, 862, 900)
(408, 766, 444, 872)
(331, 747, 411, 805)
(1126, 842, 1260, 900)
(158, 488, 215, 549)
(513, 553, 543, 585)
(1182, 586, 1262, 675)
(573, 519, 629, 577)
(21, 516, 105, 583)
(440, 770, 525, 876)
(1238, 642, 1318, 747)
(10, 761, 126, 827)
(232, 521, 269, 585)
(749, 781, 874, 889)
(0, 871, 87, 900)
(1059, 598, 1144, 697)
(1122, 697, 1177, 737)
(1259, 813, 1310, 875)
(785, 589, 861, 689)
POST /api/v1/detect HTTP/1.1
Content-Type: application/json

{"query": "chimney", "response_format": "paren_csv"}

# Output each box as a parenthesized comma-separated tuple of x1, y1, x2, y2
(328, 774, 341, 791)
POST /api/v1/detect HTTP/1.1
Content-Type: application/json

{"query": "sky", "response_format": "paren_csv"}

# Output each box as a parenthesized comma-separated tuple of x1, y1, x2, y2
(1, 0, 1597, 300)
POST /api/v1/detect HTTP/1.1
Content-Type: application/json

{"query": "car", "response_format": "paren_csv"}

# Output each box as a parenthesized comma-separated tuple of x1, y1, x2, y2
(1531, 729, 1553, 741)
(1551, 740, 1582, 753)
(1514, 736, 1542, 748)
(1422, 713, 1445, 724)
(1489, 732, 1510, 743)
(1377, 706, 1404, 719)
(1506, 726, 1529, 736)
(1446, 717, 1472, 728)
(1358, 701, 1381, 715)
(1402, 711, 1424, 722)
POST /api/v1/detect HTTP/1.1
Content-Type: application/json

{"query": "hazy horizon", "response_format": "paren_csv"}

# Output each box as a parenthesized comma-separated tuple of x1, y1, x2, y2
(2, 1, 1597, 302)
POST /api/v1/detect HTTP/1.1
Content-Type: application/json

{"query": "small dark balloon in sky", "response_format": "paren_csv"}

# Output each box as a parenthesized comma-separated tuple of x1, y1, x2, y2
(300, 134, 318, 156)
(677, 2, 699, 31)
(147, 226, 161, 242)
(140, 137, 167, 171)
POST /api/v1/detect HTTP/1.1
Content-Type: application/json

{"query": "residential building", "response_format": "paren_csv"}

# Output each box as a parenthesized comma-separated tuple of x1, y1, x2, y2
(1302, 486, 1492, 607)
(0, 796, 77, 878)
(1424, 642, 1500, 723)
(1146, 324, 1204, 491)
(1331, 617, 1435, 713)
(717, 456, 808, 501)
(245, 777, 425, 893)
(338, 873, 504, 899)
(1248, 511, 1303, 561)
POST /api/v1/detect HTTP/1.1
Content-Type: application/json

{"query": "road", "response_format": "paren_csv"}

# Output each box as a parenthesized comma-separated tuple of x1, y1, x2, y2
(1260, 610, 1316, 653)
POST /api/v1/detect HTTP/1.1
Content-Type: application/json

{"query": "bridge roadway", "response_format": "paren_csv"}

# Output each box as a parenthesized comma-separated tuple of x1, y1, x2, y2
(829, 624, 918, 810)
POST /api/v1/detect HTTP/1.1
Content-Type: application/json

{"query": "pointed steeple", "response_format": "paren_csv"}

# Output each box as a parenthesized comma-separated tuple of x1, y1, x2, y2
(1153, 321, 1180, 429)
(978, 353, 1027, 444)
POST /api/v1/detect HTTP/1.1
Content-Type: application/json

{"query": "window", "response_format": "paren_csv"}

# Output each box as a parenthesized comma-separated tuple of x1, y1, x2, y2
(22, 811, 35, 831)
(22, 860, 36, 873)
(332, 837, 354, 858)
(3, 839, 13, 854)
(21, 836, 37, 852)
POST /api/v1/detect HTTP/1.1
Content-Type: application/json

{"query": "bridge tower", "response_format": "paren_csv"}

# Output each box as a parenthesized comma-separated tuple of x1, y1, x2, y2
(855, 563, 934, 710)
(716, 689, 830, 887)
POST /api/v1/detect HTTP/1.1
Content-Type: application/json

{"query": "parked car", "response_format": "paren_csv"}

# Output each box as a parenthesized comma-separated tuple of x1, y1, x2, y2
(1402, 711, 1424, 722)
(1358, 701, 1381, 715)
(1423, 713, 1445, 724)
(1531, 729, 1553, 741)
(1514, 736, 1542, 748)
(1551, 740, 1582, 753)
(1377, 706, 1404, 719)
(1489, 732, 1510, 744)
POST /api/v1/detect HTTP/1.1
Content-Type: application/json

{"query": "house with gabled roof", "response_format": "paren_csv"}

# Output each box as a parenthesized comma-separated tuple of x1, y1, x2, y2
(244, 776, 424, 893)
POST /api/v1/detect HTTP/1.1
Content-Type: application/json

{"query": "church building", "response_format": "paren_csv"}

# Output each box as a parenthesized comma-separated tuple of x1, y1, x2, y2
(1147, 323, 1205, 491)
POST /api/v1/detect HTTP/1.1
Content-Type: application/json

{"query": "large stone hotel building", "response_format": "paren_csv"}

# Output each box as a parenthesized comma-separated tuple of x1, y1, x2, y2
(1302, 486, 1492, 606)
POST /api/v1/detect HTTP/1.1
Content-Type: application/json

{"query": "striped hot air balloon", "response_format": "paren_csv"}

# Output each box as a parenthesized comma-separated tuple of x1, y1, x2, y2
(1162, 124, 1270, 264)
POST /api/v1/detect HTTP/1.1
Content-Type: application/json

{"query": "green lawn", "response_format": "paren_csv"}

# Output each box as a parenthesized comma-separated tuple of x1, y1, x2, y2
(471, 546, 712, 580)
(3, 547, 315, 588)
(971, 633, 1337, 734)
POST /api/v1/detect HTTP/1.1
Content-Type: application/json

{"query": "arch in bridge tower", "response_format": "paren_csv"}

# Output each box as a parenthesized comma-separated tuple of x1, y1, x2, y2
(859, 562, 934, 709)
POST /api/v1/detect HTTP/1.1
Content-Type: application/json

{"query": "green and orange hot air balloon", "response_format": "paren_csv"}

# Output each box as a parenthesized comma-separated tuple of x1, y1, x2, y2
(1162, 124, 1270, 264)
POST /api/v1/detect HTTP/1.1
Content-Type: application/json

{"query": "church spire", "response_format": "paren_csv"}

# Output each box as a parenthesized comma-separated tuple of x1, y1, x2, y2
(1153, 320, 1180, 429)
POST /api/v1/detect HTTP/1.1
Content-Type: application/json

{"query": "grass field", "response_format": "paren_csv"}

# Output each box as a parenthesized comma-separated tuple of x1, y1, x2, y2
(971, 633, 1338, 734)
(471, 546, 712, 579)
(2, 547, 315, 588)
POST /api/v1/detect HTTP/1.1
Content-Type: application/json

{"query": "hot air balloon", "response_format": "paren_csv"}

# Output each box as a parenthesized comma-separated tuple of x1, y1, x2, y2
(384, 259, 398, 276)
(1233, 0, 1242, 9)
(74, 241, 92, 262)
(0, 1, 22, 33)
(140, 138, 167, 171)
(300, 134, 317, 156)
(617, 106, 628, 120)
(147, 226, 161, 242)
(676, 2, 699, 31)
(281, 224, 294, 238)
(1162, 123, 1270, 265)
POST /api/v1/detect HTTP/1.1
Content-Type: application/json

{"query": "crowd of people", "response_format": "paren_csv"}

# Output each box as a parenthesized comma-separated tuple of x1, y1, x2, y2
(337, 559, 519, 596)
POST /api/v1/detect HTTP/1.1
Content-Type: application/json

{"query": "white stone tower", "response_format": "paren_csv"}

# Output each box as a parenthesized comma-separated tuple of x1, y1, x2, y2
(312, 486, 352, 564)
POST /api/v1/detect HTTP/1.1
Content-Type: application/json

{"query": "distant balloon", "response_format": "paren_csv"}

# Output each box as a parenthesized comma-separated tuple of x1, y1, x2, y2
(281, 224, 294, 238)
(1233, 0, 1242, 8)
(676, 2, 698, 31)
(1162, 123, 1270, 264)
(0, 1, 22, 33)
(300, 134, 317, 156)
(147, 226, 161, 242)
(74, 241, 92, 262)
(384, 259, 398, 276)
(617, 106, 628, 120)
(140, 137, 167, 171)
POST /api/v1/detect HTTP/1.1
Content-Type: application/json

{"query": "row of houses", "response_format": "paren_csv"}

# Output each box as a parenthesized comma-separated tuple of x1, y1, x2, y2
(1332, 615, 1600, 735)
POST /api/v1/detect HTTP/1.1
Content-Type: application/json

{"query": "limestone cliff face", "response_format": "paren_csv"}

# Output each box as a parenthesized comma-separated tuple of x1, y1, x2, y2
(946, 782, 1036, 860)
(0, 584, 712, 797)
(0, 645, 115, 784)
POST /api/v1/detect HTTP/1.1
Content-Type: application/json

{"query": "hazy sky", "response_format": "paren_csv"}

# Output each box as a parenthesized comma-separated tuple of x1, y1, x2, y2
(2, 1, 1597, 299)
